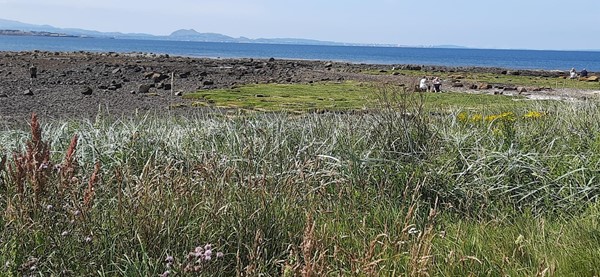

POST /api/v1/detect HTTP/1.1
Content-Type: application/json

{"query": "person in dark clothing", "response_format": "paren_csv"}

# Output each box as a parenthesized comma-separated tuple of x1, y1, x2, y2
(580, 68, 588, 77)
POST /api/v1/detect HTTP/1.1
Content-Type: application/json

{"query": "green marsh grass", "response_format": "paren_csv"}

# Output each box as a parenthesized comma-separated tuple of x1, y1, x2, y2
(184, 81, 537, 113)
(1, 87, 600, 275)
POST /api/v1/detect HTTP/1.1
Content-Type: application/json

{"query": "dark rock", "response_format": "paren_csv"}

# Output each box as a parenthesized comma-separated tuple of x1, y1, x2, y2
(163, 84, 172, 90)
(23, 89, 34, 96)
(469, 84, 478, 89)
(199, 71, 208, 77)
(179, 71, 191, 78)
(203, 80, 214, 86)
(98, 85, 108, 90)
(268, 57, 275, 62)
(451, 82, 464, 87)
(0, 93, 8, 98)
(138, 84, 152, 93)
(81, 86, 93, 95)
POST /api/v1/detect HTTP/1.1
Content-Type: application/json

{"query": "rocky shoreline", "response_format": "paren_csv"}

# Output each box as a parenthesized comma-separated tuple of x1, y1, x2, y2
(0, 51, 597, 126)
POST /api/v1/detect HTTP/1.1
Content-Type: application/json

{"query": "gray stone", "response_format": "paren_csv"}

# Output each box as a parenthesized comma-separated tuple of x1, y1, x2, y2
(138, 84, 152, 93)
(23, 89, 34, 96)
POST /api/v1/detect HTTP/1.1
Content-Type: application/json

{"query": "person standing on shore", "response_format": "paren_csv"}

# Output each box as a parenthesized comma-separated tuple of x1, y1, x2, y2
(433, 77, 442, 92)
(580, 68, 588, 78)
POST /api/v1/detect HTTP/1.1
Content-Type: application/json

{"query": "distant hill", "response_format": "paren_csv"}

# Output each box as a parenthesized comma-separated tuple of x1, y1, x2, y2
(0, 18, 466, 48)
(168, 29, 239, 43)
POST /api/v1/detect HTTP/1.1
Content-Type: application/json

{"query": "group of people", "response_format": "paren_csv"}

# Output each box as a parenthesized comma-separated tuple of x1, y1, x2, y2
(419, 76, 442, 92)
(569, 67, 588, 79)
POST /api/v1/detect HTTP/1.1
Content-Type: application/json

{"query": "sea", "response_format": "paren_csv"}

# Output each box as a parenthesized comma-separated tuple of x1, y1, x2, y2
(1, 35, 600, 72)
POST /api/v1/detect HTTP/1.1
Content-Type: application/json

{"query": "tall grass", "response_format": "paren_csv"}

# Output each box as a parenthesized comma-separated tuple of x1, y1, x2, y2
(1, 87, 600, 275)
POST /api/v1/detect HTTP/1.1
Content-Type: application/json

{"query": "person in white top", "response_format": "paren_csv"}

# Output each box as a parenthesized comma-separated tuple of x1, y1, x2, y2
(569, 68, 577, 79)
(419, 76, 429, 92)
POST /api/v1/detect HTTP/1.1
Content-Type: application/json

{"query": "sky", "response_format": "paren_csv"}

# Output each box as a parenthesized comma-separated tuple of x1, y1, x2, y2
(0, 0, 598, 50)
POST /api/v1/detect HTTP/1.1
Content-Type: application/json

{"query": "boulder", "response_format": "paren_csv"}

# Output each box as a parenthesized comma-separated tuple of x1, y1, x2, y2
(478, 83, 492, 89)
(469, 84, 478, 89)
(151, 73, 169, 83)
(179, 71, 191, 78)
(81, 86, 93, 95)
(107, 83, 122, 90)
(584, 76, 599, 82)
(138, 84, 152, 94)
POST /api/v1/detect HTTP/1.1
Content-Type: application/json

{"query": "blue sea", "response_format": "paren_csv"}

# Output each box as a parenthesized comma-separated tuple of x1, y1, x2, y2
(1, 35, 599, 71)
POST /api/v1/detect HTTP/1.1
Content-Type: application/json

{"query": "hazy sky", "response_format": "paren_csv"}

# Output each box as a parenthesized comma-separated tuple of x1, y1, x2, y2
(0, 0, 597, 50)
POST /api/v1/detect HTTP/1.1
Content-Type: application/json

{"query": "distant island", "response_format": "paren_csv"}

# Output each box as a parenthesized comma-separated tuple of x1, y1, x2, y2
(0, 29, 76, 37)
(0, 17, 466, 48)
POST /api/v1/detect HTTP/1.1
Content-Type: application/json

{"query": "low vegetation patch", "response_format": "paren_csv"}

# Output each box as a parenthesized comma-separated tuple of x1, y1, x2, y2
(184, 81, 536, 113)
